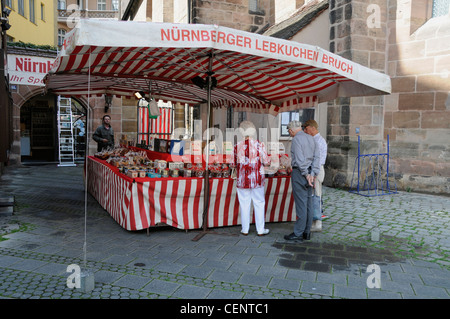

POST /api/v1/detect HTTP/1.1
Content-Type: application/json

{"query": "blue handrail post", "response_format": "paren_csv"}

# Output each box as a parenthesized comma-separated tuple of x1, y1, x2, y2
(357, 135, 360, 193)
(386, 134, 390, 191)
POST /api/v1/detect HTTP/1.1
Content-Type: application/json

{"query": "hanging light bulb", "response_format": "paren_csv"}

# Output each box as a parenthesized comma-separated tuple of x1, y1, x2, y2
(134, 91, 145, 99)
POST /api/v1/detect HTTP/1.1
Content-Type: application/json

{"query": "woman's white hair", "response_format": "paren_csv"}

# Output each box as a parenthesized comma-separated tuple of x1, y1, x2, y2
(238, 120, 257, 138)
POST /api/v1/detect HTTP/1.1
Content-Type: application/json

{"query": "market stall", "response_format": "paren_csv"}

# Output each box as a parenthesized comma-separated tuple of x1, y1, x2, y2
(45, 20, 391, 234)
(86, 148, 295, 231)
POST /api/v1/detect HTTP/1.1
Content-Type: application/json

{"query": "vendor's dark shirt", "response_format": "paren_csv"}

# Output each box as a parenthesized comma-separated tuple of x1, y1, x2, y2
(93, 124, 114, 151)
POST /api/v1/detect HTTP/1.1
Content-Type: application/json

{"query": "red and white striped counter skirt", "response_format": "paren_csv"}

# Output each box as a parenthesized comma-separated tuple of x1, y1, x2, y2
(86, 156, 296, 231)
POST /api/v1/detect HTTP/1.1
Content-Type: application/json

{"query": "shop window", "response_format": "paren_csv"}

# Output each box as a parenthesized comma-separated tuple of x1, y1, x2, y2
(97, 0, 106, 11)
(112, 0, 119, 11)
(18, 0, 25, 16)
(237, 111, 247, 127)
(410, 0, 447, 34)
(58, 29, 66, 47)
(279, 109, 315, 137)
(41, 3, 45, 21)
(226, 106, 233, 129)
(249, 0, 264, 15)
(188, 104, 200, 139)
(249, 0, 259, 11)
(29, 0, 36, 23)
(57, 0, 66, 10)
(5, 0, 13, 9)
(432, 0, 450, 17)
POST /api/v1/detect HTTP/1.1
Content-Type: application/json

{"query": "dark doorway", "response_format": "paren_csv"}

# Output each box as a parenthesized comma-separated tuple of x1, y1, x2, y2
(20, 96, 87, 164)
(20, 95, 57, 163)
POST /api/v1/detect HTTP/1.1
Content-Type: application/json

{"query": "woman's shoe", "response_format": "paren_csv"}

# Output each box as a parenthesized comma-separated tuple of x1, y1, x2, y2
(257, 229, 270, 236)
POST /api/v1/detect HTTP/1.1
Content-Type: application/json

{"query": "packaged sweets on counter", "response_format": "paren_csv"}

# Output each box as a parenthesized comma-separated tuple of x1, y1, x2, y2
(193, 163, 205, 178)
(170, 169, 179, 177)
(95, 146, 244, 179)
(161, 168, 169, 178)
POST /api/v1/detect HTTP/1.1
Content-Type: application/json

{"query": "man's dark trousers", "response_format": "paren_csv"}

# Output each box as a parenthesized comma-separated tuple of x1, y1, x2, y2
(291, 168, 313, 236)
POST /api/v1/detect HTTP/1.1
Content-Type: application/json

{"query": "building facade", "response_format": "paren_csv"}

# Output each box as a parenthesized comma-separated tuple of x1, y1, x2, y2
(4, 0, 450, 195)
(56, 0, 127, 47)
(4, 0, 57, 45)
(384, 0, 450, 194)
(1, 0, 13, 174)
(4, 0, 128, 165)
(325, 0, 450, 194)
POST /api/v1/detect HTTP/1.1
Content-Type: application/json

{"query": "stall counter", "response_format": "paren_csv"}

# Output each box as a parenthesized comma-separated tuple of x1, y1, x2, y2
(86, 156, 296, 231)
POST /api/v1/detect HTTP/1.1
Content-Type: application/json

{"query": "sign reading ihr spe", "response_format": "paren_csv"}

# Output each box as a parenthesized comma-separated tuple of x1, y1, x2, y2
(8, 54, 56, 87)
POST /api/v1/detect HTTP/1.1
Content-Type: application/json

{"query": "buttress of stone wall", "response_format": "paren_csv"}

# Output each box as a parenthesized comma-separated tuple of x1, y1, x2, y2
(385, 0, 450, 195)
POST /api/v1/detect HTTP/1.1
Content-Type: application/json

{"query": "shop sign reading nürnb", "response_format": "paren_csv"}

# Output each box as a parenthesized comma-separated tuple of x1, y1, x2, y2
(8, 54, 55, 87)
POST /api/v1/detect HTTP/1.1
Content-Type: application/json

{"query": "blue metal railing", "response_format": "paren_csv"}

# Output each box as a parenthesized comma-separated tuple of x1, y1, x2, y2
(349, 135, 398, 197)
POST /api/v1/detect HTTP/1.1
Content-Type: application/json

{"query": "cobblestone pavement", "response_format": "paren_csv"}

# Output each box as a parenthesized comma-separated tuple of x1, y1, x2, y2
(0, 164, 449, 301)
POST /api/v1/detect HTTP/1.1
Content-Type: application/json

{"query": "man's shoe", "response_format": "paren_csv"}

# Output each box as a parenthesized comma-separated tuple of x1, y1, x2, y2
(284, 233, 303, 241)
(303, 232, 311, 240)
(257, 229, 270, 236)
(311, 220, 322, 232)
(240, 230, 248, 236)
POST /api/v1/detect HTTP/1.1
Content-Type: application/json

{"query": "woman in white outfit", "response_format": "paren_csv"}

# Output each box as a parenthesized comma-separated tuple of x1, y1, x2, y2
(234, 121, 271, 236)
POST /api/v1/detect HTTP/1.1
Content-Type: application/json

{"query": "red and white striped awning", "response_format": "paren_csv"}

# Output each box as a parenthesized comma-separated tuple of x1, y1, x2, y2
(45, 19, 391, 116)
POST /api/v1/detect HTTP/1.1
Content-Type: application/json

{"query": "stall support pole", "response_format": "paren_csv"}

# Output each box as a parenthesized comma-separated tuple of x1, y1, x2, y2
(192, 53, 238, 241)
(192, 64, 213, 241)
(81, 51, 95, 292)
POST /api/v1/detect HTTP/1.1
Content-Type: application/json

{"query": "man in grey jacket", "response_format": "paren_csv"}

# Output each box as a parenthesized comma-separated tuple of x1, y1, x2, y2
(303, 119, 327, 232)
(284, 120, 320, 242)
(93, 115, 115, 152)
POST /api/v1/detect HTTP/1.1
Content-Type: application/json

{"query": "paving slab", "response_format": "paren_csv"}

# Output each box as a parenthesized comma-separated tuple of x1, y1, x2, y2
(268, 277, 301, 291)
(208, 269, 241, 283)
(172, 284, 213, 299)
(238, 273, 272, 287)
(113, 274, 152, 290)
(94, 270, 125, 284)
(141, 278, 181, 296)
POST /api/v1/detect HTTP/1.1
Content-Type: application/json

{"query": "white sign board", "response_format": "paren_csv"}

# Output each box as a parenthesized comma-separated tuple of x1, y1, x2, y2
(8, 54, 55, 87)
